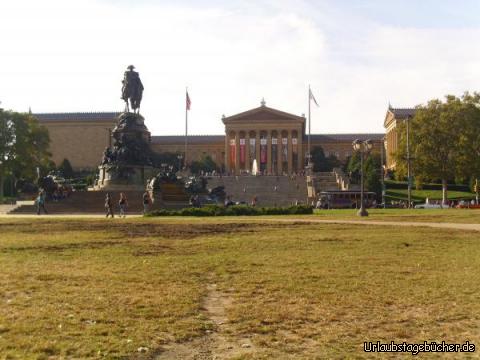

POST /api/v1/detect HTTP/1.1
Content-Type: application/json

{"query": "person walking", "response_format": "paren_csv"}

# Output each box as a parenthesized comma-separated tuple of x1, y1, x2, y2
(105, 193, 114, 218)
(119, 193, 128, 218)
(36, 190, 48, 215)
(143, 191, 151, 214)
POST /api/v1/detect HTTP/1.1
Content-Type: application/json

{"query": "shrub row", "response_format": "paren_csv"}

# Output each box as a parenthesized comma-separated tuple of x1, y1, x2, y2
(146, 204, 313, 217)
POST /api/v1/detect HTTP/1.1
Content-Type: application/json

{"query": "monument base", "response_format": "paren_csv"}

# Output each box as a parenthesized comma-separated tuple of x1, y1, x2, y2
(93, 164, 156, 191)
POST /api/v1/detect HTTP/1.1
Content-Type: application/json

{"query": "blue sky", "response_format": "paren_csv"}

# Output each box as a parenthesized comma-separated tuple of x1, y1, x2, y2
(1, 0, 479, 136)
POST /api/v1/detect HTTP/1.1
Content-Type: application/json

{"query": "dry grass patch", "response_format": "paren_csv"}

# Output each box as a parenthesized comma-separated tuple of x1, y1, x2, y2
(0, 218, 479, 359)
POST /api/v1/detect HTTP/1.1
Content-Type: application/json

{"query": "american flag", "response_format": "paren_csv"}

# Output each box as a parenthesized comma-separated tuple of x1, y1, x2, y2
(309, 88, 319, 107)
(186, 91, 191, 111)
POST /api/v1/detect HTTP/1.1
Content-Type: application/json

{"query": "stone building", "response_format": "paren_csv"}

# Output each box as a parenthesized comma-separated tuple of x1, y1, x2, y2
(383, 106, 416, 170)
(34, 101, 384, 173)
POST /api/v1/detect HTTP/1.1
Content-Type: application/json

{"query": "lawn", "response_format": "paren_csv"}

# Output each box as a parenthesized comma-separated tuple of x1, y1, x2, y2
(386, 189, 475, 202)
(312, 208, 480, 223)
(1, 217, 480, 359)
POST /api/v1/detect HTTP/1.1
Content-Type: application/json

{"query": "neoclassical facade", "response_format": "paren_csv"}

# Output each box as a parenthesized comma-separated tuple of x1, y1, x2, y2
(383, 106, 416, 170)
(34, 101, 384, 172)
(222, 102, 305, 174)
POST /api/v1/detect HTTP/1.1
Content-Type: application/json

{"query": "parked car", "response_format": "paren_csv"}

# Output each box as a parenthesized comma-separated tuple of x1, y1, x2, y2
(414, 203, 449, 209)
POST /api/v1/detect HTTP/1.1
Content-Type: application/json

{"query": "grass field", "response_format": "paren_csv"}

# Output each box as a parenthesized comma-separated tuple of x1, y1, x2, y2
(386, 189, 475, 202)
(313, 208, 480, 224)
(1, 217, 480, 359)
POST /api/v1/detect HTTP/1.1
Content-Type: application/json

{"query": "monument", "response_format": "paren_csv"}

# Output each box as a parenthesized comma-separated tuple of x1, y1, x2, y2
(95, 65, 155, 190)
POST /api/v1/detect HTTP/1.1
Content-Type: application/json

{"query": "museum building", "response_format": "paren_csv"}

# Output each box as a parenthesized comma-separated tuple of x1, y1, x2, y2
(34, 100, 385, 174)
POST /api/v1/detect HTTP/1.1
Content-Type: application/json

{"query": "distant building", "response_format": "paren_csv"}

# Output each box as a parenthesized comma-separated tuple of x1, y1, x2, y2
(383, 106, 417, 170)
(34, 101, 384, 174)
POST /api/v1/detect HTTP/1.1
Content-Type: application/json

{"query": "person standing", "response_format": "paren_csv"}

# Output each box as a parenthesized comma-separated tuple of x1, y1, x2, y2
(36, 190, 48, 215)
(105, 193, 114, 218)
(119, 193, 128, 218)
(143, 191, 151, 214)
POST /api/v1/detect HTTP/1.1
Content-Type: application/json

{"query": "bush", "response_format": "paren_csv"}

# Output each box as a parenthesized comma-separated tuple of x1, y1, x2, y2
(146, 204, 313, 217)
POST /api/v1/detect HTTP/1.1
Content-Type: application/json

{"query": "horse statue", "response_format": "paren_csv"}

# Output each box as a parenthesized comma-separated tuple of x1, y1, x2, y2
(121, 65, 144, 113)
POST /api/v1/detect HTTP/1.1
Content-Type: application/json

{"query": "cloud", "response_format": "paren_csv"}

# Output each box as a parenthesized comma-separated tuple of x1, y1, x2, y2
(0, 0, 479, 136)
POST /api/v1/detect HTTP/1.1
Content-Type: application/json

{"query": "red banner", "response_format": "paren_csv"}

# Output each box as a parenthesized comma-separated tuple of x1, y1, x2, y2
(292, 138, 298, 154)
(260, 138, 267, 164)
(229, 139, 236, 166)
(240, 138, 245, 164)
(282, 138, 288, 161)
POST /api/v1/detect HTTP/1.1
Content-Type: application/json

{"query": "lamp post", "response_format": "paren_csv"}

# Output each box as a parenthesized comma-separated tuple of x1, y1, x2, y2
(177, 154, 183, 171)
(353, 139, 373, 217)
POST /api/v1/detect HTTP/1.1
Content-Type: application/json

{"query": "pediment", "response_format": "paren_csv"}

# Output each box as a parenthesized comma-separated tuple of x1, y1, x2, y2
(222, 106, 305, 124)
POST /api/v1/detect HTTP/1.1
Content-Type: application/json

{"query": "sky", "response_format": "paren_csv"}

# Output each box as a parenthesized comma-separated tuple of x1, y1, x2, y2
(1, 0, 479, 136)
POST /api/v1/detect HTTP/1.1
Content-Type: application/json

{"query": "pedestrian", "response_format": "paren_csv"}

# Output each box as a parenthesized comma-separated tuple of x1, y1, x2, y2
(36, 190, 48, 215)
(119, 192, 128, 218)
(251, 195, 257, 207)
(105, 193, 114, 218)
(143, 191, 151, 214)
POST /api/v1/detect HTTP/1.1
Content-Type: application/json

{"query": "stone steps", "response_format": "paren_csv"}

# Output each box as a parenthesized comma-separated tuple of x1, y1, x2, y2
(206, 176, 308, 206)
(10, 191, 155, 214)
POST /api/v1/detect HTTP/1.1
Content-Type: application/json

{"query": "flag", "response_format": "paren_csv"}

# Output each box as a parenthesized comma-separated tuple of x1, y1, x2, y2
(186, 90, 191, 111)
(309, 88, 319, 107)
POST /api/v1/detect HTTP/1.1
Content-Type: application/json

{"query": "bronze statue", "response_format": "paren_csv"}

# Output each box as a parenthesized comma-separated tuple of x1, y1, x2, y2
(121, 65, 144, 113)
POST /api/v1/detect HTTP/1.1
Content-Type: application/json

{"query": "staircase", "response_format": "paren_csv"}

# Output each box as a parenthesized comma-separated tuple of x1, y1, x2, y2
(206, 176, 308, 207)
(313, 172, 341, 193)
(9, 190, 160, 215)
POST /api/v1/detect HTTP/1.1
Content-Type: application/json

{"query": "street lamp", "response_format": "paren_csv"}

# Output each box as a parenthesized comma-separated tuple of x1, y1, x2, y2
(352, 139, 373, 217)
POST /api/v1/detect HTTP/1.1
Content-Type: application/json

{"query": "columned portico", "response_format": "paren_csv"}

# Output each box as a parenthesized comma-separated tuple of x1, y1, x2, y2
(222, 101, 306, 175)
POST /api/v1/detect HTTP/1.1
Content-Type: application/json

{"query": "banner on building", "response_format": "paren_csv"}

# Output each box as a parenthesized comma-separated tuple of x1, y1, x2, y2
(282, 137, 288, 162)
(239, 138, 246, 164)
(271, 137, 278, 167)
(260, 138, 267, 164)
(292, 138, 298, 154)
(229, 139, 236, 166)
(249, 138, 256, 162)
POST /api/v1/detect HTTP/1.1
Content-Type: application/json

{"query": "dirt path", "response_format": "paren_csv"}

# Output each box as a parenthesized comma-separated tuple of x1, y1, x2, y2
(155, 277, 255, 360)
(261, 218, 480, 232)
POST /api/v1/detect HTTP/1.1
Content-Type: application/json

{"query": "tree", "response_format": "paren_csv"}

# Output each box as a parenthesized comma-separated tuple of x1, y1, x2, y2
(58, 158, 74, 179)
(190, 155, 218, 174)
(0, 110, 51, 200)
(311, 146, 340, 172)
(395, 93, 480, 204)
(347, 152, 382, 196)
(0, 109, 15, 200)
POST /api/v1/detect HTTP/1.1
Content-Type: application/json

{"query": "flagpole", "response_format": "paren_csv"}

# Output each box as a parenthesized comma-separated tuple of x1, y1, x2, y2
(185, 87, 188, 169)
(308, 85, 311, 168)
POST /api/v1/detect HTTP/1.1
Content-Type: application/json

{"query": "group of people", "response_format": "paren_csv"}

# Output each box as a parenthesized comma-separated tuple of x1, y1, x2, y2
(104, 191, 152, 218)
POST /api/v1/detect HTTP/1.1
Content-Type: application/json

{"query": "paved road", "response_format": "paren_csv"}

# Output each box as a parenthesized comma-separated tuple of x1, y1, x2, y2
(262, 218, 480, 232)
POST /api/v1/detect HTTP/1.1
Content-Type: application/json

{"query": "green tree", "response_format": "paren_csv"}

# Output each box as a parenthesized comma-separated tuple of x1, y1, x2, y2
(347, 152, 381, 196)
(395, 93, 480, 204)
(58, 158, 74, 179)
(0, 110, 51, 200)
(0, 109, 15, 200)
(190, 155, 218, 174)
(311, 146, 340, 172)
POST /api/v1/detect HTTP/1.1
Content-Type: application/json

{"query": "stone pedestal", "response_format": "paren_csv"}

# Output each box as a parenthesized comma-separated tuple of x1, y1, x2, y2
(95, 164, 156, 191)
(92, 112, 156, 192)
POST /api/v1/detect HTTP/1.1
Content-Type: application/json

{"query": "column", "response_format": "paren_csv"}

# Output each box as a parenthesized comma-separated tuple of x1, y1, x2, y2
(225, 132, 230, 173)
(267, 130, 272, 174)
(298, 129, 304, 170)
(277, 130, 282, 175)
(256, 131, 260, 170)
(235, 131, 240, 175)
(288, 130, 293, 174)
(245, 132, 250, 173)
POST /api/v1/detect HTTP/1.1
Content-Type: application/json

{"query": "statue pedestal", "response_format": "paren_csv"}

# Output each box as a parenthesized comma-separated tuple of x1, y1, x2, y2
(94, 164, 156, 191)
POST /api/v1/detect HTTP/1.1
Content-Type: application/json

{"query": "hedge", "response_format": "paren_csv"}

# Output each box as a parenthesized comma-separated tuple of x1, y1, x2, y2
(146, 204, 313, 217)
